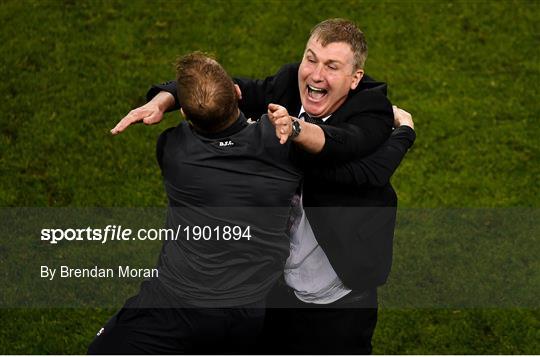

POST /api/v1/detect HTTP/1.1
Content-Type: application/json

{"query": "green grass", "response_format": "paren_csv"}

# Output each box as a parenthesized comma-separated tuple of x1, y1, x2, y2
(1, 0, 539, 354)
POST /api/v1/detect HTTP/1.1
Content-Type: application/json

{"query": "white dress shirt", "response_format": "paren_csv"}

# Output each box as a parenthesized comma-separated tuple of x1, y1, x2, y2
(283, 108, 352, 304)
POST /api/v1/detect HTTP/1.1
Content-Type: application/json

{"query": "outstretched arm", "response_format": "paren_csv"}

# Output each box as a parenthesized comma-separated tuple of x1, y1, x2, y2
(307, 106, 415, 187)
(110, 91, 175, 135)
(111, 63, 300, 135)
(269, 104, 415, 187)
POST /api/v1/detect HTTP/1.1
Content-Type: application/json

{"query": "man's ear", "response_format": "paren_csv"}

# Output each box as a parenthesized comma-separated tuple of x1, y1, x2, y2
(350, 69, 364, 90)
(234, 84, 242, 100)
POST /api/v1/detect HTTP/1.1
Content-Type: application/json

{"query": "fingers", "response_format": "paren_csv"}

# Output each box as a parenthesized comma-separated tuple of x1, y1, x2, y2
(268, 103, 290, 129)
(392, 105, 414, 130)
(142, 110, 164, 125)
(267, 107, 274, 120)
(274, 117, 292, 144)
(111, 104, 165, 135)
(111, 109, 146, 135)
(268, 103, 282, 113)
(268, 103, 292, 144)
(393, 105, 412, 118)
(393, 105, 409, 117)
(276, 128, 289, 144)
(268, 103, 288, 118)
(392, 105, 398, 117)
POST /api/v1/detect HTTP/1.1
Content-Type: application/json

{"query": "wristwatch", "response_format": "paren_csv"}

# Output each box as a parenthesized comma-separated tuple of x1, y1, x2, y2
(290, 118, 302, 139)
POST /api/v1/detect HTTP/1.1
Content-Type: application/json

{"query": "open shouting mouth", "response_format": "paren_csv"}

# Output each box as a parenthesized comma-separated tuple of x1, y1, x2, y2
(307, 84, 328, 101)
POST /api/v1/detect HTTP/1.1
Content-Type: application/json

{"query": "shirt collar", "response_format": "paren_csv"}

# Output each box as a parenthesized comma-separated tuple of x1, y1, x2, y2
(298, 106, 332, 122)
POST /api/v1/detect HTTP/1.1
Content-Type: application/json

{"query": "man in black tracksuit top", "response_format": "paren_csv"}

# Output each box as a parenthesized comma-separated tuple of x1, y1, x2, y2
(155, 113, 302, 309)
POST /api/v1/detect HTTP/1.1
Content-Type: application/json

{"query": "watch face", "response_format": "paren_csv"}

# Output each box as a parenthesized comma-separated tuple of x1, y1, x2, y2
(292, 120, 301, 138)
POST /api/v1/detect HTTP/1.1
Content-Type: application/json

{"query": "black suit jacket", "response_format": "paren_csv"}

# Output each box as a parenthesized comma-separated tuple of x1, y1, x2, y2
(148, 63, 416, 291)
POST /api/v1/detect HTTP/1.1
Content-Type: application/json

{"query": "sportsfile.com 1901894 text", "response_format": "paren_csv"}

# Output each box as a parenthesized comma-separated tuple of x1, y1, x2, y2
(40, 225, 252, 245)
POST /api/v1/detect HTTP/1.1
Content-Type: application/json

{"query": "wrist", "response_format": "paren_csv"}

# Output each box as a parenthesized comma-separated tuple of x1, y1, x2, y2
(402, 122, 414, 130)
(156, 91, 176, 112)
(290, 117, 302, 140)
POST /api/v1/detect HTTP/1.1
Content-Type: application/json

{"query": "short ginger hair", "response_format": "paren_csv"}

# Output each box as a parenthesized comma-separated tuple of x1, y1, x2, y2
(309, 18, 368, 70)
(176, 52, 238, 132)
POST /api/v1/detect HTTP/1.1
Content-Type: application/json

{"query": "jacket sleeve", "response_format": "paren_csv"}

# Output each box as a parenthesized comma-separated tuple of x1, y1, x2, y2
(145, 63, 298, 119)
(145, 76, 275, 117)
(306, 126, 416, 187)
(146, 77, 272, 117)
(233, 75, 277, 121)
(315, 89, 394, 163)
(147, 80, 180, 111)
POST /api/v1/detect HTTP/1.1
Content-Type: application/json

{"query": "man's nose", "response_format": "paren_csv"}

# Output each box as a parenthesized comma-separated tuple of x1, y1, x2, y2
(311, 64, 324, 82)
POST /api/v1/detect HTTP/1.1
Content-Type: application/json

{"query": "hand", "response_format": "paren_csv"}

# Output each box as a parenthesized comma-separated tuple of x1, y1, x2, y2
(267, 103, 293, 144)
(392, 105, 414, 130)
(110, 92, 175, 135)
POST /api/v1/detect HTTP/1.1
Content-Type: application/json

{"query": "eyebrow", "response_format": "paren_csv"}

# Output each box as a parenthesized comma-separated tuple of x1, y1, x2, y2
(305, 49, 345, 66)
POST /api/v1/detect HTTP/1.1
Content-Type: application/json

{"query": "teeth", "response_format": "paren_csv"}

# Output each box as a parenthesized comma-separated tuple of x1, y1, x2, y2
(308, 85, 326, 93)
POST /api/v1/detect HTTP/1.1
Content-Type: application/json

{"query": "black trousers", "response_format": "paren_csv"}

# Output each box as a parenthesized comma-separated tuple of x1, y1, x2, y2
(261, 282, 378, 355)
(88, 279, 265, 354)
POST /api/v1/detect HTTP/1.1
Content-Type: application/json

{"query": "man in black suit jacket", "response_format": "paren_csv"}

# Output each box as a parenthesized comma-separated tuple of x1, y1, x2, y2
(112, 19, 415, 354)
